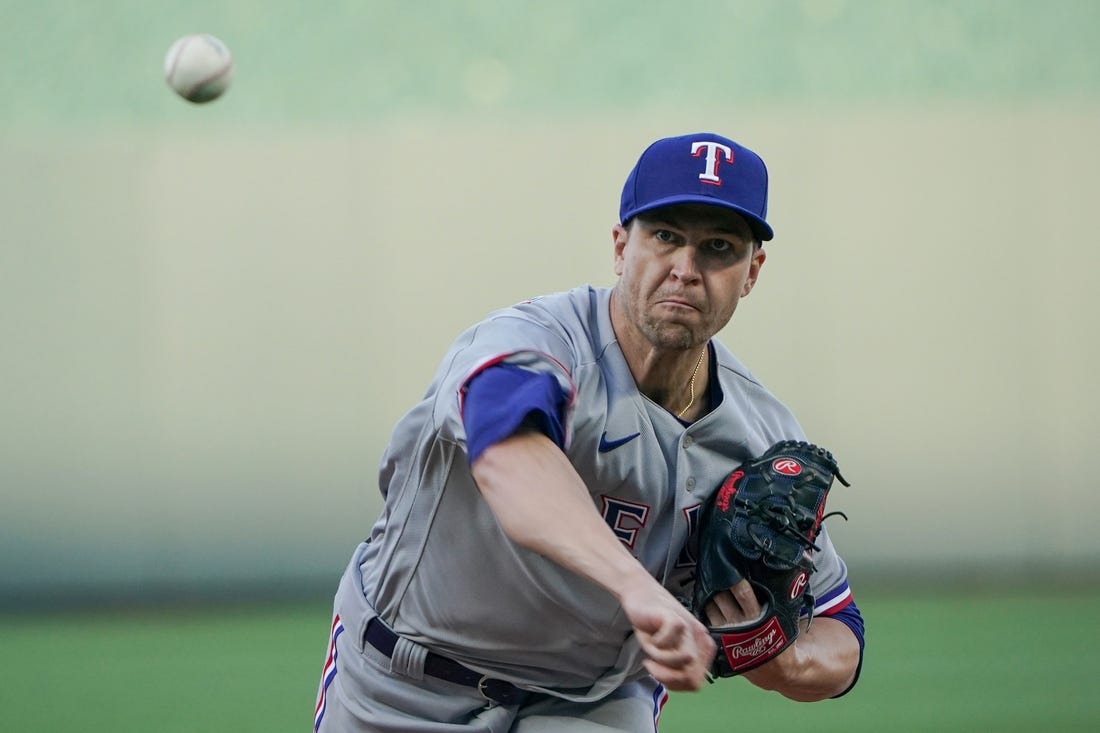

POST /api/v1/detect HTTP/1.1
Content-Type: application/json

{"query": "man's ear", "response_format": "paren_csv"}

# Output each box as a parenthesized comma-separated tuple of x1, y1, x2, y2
(612, 224, 629, 276)
(741, 246, 766, 297)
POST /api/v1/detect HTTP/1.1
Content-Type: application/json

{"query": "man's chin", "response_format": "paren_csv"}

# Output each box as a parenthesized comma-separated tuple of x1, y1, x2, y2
(643, 322, 700, 351)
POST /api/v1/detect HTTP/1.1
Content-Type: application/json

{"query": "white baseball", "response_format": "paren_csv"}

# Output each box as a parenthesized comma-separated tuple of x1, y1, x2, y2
(164, 34, 234, 104)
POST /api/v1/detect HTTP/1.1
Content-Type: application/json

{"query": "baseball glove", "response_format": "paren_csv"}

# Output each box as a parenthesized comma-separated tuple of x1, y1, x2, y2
(692, 440, 850, 677)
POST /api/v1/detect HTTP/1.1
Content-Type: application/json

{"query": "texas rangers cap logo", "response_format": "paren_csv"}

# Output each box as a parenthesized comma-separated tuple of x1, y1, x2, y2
(772, 458, 802, 476)
(691, 141, 733, 186)
(617, 132, 775, 242)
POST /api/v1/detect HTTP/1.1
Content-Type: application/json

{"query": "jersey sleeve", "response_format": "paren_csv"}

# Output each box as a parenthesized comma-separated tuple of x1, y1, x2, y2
(803, 526, 848, 612)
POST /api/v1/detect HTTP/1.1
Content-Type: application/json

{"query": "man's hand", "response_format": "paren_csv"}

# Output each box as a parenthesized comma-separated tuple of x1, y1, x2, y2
(702, 579, 762, 628)
(620, 580, 716, 692)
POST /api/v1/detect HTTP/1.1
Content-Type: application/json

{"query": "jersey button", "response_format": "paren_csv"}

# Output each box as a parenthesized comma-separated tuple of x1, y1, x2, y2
(683, 436, 694, 448)
(685, 477, 696, 489)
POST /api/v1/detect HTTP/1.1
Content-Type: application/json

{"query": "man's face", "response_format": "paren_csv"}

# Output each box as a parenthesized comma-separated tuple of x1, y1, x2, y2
(612, 204, 766, 351)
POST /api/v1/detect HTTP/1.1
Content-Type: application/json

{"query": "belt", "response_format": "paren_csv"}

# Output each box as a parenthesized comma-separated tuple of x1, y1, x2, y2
(364, 617, 527, 706)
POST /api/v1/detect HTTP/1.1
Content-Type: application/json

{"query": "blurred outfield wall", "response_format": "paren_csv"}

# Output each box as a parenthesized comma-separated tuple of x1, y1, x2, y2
(2, 1, 1098, 604)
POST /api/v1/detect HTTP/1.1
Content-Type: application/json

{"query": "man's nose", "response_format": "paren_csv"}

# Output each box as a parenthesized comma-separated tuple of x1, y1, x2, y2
(669, 246, 701, 282)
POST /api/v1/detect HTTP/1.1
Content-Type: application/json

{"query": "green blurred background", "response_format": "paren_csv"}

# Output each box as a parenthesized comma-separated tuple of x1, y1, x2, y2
(2, 1, 1098, 730)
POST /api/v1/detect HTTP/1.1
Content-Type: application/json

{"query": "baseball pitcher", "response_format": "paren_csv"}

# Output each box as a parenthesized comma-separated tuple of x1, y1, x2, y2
(313, 132, 865, 732)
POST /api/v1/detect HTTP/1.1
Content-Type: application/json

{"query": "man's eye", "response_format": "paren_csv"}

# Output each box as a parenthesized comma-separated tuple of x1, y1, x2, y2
(708, 239, 732, 253)
(655, 229, 675, 242)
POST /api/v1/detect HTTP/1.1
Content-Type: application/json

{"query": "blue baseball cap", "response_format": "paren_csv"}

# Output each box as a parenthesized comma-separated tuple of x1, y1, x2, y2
(619, 132, 774, 242)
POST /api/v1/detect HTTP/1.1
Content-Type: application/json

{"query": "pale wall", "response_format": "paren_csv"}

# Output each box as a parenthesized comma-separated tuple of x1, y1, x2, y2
(3, 105, 1098, 598)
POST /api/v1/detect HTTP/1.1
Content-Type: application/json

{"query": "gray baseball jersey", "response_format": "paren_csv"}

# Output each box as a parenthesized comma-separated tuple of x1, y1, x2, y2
(344, 284, 850, 701)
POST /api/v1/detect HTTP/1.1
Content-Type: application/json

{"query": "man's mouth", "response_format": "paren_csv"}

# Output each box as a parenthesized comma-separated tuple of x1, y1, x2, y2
(655, 296, 699, 311)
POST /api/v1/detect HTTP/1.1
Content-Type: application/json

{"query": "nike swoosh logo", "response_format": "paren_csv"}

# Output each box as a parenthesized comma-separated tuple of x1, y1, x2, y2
(598, 431, 641, 453)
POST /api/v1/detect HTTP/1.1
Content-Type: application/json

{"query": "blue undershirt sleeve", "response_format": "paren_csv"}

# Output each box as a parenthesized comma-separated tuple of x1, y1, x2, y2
(462, 363, 568, 465)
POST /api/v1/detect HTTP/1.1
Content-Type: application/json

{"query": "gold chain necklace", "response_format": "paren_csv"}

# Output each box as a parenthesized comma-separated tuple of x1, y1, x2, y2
(676, 347, 707, 418)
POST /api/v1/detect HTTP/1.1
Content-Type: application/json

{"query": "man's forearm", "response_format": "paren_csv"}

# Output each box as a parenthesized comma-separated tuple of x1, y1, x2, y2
(470, 430, 655, 599)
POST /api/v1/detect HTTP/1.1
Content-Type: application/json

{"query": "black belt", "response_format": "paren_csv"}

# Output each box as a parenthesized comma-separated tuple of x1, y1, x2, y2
(364, 617, 527, 706)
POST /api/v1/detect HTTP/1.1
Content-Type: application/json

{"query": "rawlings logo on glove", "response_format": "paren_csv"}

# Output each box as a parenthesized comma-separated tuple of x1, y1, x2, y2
(692, 440, 850, 677)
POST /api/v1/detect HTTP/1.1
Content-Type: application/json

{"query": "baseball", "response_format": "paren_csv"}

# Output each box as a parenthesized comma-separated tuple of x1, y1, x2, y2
(164, 34, 234, 104)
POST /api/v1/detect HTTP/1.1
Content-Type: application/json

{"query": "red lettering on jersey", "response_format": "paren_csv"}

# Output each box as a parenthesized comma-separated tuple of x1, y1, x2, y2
(600, 496, 651, 550)
(676, 503, 702, 568)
